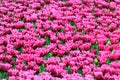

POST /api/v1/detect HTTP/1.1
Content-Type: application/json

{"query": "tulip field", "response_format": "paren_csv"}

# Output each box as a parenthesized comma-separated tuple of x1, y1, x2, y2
(0, 0, 120, 80)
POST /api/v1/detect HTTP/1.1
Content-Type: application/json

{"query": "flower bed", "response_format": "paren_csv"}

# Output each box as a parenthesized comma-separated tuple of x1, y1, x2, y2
(0, 0, 120, 80)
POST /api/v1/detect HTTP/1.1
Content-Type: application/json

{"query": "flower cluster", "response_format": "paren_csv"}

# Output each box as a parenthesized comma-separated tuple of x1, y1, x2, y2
(0, 0, 120, 80)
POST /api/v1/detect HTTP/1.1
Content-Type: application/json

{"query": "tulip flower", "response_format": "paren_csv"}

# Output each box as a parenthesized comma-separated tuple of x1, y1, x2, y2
(0, 0, 120, 79)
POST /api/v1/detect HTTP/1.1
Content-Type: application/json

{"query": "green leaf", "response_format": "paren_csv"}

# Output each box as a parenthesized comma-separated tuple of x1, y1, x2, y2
(4, 50, 6, 55)
(14, 47, 23, 54)
(69, 21, 77, 33)
(64, 53, 69, 56)
(74, 27, 78, 33)
(12, 64, 16, 69)
(56, 31, 58, 35)
(60, 41, 66, 44)
(94, 58, 99, 66)
(78, 68, 82, 75)
(48, 17, 54, 21)
(19, 28, 23, 32)
(94, 3, 97, 8)
(20, 18, 24, 22)
(12, 14, 15, 18)
(91, 45, 95, 49)
(48, 17, 51, 21)
(45, 36, 50, 45)
(118, 41, 120, 44)
(19, 27, 25, 32)
(14, 0, 16, 3)
(0, 71, 8, 80)
(106, 58, 111, 65)
(82, 28, 85, 35)
(95, 42, 99, 55)
(94, 17, 98, 21)
(91, 42, 99, 55)
(98, 23, 102, 26)
(94, 78, 96, 80)
(102, 8, 107, 10)
(116, 60, 120, 62)
(22, 61, 27, 66)
(92, 11, 94, 15)
(39, 64, 46, 74)
(12, 57, 16, 69)
(44, 52, 52, 60)
(38, 35, 41, 39)
(110, 9, 115, 12)
(12, 57, 16, 61)
(108, 0, 110, 3)
(106, 38, 111, 45)
(42, 45, 46, 48)
(3, 60, 6, 64)
(69, 21, 76, 26)
(61, 0, 66, 2)
(32, 21, 37, 32)
(111, 49, 114, 54)
(19, 47, 23, 54)
(61, 28, 64, 32)
(65, 66, 71, 74)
